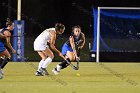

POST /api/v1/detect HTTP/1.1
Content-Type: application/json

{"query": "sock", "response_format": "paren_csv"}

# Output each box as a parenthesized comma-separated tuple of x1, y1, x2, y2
(56, 65, 62, 71)
(1, 57, 10, 69)
(0, 57, 4, 67)
(41, 57, 52, 68)
(59, 58, 70, 69)
(37, 60, 44, 71)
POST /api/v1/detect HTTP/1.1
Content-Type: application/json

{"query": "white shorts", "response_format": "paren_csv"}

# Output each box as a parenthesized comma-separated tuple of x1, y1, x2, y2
(34, 41, 49, 51)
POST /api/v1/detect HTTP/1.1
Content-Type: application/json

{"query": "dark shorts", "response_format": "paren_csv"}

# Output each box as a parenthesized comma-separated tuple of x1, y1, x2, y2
(0, 46, 6, 53)
(62, 43, 73, 55)
(0, 41, 6, 53)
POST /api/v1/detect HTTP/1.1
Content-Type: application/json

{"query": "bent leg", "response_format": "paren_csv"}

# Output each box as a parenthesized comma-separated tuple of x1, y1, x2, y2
(0, 49, 11, 69)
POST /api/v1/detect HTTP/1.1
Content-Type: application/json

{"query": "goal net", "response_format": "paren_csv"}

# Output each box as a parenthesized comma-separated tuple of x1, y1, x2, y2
(93, 7, 140, 62)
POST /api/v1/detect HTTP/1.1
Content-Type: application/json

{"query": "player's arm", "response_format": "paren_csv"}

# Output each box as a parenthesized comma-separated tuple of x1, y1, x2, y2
(70, 36, 78, 58)
(49, 31, 65, 60)
(0, 33, 6, 39)
(79, 32, 85, 49)
(49, 30, 59, 52)
(4, 30, 16, 53)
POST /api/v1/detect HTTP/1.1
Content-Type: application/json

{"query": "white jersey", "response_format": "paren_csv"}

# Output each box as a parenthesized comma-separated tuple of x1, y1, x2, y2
(34, 28, 56, 51)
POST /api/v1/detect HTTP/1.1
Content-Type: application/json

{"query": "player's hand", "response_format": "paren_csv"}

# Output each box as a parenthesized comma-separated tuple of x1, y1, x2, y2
(12, 49, 16, 54)
(76, 57, 80, 62)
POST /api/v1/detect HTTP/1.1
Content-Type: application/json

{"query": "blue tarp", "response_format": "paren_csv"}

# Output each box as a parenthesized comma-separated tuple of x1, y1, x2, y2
(92, 8, 140, 52)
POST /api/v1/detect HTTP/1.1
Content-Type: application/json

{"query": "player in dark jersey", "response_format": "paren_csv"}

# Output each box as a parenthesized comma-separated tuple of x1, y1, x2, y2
(0, 19, 16, 78)
(52, 25, 85, 75)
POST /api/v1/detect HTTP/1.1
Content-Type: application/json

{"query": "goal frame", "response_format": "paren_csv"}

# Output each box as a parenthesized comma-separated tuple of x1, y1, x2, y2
(96, 7, 140, 62)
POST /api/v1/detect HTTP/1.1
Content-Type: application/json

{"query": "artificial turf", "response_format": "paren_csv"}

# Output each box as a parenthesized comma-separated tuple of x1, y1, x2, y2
(0, 62, 140, 93)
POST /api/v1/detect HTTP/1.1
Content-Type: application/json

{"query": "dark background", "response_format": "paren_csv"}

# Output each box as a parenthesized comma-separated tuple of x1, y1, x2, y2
(0, 0, 140, 61)
(0, 0, 93, 36)
(0, 0, 93, 61)
(1, 0, 140, 36)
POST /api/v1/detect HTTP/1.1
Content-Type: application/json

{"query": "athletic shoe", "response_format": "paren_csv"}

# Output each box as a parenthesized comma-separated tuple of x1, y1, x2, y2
(0, 68, 3, 79)
(39, 67, 49, 75)
(52, 68, 60, 75)
(35, 71, 44, 76)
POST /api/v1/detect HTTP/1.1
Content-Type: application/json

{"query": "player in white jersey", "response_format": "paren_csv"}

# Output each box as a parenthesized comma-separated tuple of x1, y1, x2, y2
(34, 23, 65, 76)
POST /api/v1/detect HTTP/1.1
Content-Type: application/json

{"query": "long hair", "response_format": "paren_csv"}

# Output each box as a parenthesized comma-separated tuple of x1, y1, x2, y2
(71, 25, 81, 35)
(55, 23, 65, 31)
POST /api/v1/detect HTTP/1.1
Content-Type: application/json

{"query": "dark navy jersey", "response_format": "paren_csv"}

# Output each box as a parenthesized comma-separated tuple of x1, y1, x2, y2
(65, 32, 82, 47)
(0, 28, 10, 34)
(0, 28, 9, 43)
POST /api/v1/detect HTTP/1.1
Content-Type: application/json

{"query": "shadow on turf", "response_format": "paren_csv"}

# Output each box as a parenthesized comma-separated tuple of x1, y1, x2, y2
(25, 61, 68, 86)
(97, 63, 138, 86)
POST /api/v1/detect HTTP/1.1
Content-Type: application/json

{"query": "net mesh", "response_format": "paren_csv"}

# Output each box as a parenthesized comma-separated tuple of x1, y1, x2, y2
(99, 8, 140, 52)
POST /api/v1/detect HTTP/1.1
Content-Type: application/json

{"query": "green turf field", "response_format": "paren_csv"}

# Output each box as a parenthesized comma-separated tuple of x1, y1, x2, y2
(0, 62, 140, 93)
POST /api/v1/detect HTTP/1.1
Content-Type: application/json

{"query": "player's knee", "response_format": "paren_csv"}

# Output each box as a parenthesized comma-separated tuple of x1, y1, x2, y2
(49, 55, 54, 59)
(69, 56, 75, 61)
(3, 50, 11, 59)
(5, 54, 11, 59)
(42, 56, 47, 61)
(67, 56, 72, 61)
(48, 53, 54, 59)
(8, 55, 11, 59)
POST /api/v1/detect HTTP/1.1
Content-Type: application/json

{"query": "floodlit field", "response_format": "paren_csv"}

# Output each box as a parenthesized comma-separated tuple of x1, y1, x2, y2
(0, 62, 140, 93)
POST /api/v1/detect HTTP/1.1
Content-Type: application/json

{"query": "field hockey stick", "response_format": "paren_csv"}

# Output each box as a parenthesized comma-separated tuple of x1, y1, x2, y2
(75, 59, 79, 70)
(65, 59, 79, 70)
(65, 48, 81, 70)
(74, 47, 81, 70)
(77, 48, 81, 64)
